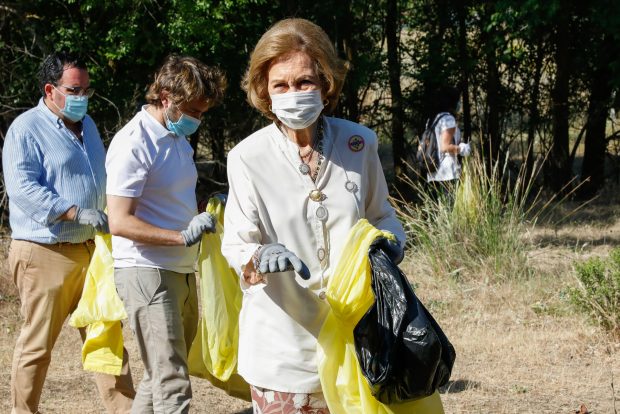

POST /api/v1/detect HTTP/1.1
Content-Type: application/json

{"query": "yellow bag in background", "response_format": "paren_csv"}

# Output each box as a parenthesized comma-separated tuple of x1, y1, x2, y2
(317, 219, 444, 414)
(188, 197, 250, 401)
(69, 233, 127, 376)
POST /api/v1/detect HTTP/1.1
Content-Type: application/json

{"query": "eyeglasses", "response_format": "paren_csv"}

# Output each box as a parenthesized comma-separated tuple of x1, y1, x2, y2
(55, 85, 95, 98)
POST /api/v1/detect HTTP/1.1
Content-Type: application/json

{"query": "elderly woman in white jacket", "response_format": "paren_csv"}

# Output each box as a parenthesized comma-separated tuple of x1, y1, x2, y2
(222, 18, 405, 413)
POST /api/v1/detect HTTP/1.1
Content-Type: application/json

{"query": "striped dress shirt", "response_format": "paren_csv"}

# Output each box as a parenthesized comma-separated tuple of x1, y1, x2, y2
(3, 98, 107, 243)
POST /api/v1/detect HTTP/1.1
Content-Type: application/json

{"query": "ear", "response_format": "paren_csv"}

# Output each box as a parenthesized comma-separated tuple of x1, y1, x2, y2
(159, 90, 170, 107)
(44, 83, 55, 99)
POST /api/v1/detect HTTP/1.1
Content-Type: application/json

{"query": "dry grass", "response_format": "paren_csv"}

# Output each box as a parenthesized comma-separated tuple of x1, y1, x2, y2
(0, 249, 252, 414)
(1, 210, 619, 413)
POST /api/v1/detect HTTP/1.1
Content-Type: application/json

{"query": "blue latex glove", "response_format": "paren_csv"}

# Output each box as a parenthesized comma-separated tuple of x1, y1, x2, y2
(258, 243, 310, 280)
(74, 207, 109, 233)
(180, 212, 216, 246)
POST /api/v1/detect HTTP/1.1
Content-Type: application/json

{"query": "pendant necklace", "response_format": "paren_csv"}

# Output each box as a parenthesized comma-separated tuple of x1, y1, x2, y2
(298, 121, 324, 179)
(298, 145, 314, 175)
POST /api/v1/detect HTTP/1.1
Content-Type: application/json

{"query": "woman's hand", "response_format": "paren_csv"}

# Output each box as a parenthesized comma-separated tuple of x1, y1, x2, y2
(244, 270, 266, 285)
(243, 249, 266, 285)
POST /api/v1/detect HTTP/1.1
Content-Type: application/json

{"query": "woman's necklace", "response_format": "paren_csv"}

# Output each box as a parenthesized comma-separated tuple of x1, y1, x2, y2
(298, 145, 314, 175)
(298, 119, 324, 181)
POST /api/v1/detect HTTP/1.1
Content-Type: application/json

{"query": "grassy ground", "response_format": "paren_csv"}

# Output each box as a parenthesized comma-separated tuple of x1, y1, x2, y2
(0, 204, 619, 413)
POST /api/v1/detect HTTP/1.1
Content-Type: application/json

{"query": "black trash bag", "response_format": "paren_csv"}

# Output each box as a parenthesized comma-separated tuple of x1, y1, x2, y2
(353, 238, 456, 404)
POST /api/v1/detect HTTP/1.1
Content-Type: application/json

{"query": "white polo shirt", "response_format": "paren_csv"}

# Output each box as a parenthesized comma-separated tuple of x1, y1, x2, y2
(106, 106, 199, 273)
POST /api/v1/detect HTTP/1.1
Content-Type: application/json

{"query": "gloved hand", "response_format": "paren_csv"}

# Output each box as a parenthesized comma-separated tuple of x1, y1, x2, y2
(458, 142, 472, 157)
(383, 238, 404, 265)
(74, 207, 109, 233)
(257, 243, 310, 280)
(180, 212, 216, 246)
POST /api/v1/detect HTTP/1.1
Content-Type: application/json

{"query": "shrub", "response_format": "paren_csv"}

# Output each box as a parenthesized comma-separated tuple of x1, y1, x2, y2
(569, 249, 620, 336)
(396, 153, 543, 281)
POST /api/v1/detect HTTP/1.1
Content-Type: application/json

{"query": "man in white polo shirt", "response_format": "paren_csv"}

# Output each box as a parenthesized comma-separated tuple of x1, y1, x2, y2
(105, 55, 226, 413)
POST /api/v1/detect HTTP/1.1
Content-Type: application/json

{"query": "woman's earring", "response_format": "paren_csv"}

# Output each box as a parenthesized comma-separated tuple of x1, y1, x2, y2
(323, 99, 329, 107)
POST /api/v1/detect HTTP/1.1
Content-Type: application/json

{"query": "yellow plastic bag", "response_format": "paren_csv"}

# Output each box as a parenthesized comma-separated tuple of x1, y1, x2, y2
(188, 197, 251, 401)
(188, 324, 251, 401)
(80, 321, 125, 375)
(69, 233, 127, 376)
(317, 219, 444, 414)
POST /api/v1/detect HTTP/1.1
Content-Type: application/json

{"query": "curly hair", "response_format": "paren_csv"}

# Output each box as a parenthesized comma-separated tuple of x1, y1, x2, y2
(242, 18, 349, 121)
(146, 55, 227, 108)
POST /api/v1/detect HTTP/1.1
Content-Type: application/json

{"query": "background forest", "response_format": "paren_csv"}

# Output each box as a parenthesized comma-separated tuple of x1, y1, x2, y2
(1, 0, 620, 209)
(1, 2, 620, 413)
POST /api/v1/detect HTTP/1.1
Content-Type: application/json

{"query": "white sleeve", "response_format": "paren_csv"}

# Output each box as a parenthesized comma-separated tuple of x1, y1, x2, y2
(221, 148, 262, 276)
(105, 137, 150, 198)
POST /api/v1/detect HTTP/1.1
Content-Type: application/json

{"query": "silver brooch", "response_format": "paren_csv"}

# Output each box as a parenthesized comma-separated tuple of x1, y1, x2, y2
(316, 205, 328, 221)
(345, 180, 358, 193)
(299, 163, 310, 175)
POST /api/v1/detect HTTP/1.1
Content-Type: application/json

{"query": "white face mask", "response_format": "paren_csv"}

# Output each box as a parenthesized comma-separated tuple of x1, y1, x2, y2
(270, 90, 324, 130)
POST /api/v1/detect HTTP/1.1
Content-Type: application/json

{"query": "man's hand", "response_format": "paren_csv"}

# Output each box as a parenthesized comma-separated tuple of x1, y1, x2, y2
(258, 243, 310, 280)
(74, 207, 109, 233)
(180, 212, 216, 246)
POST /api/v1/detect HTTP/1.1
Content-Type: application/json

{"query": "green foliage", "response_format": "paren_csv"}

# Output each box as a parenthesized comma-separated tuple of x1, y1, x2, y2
(1, 0, 620, 204)
(569, 249, 620, 336)
(397, 154, 542, 281)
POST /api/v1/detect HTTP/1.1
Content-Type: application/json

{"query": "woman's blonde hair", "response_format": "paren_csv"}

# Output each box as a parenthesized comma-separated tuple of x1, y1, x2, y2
(242, 18, 348, 120)
(146, 55, 227, 108)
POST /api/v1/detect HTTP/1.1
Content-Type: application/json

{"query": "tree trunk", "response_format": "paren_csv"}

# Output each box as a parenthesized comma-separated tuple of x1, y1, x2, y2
(456, 0, 471, 142)
(422, 0, 449, 121)
(526, 39, 544, 179)
(480, 3, 502, 167)
(547, 10, 572, 193)
(579, 36, 614, 198)
(386, 0, 406, 193)
(333, 0, 358, 121)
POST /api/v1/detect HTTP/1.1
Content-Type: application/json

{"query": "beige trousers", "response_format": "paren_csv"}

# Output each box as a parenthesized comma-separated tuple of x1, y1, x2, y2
(8, 240, 136, 414)
(114, 267, 198, 414)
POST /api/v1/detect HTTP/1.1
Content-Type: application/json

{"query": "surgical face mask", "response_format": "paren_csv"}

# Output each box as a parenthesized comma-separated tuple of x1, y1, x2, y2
(165, 105, 201, 137)
(270, 90, 324, 130)
(52, 87, 88, 122)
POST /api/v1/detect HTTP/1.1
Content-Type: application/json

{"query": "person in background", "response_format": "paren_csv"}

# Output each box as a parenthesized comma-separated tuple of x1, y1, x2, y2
(426, 85, 472, 191)
(221, 18, 415, 413)
(105, 54, 226, 413)
(3, 50, 135, 414)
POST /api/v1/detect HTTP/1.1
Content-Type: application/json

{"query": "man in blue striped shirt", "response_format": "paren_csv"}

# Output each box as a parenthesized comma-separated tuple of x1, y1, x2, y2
(3, 51, 135, 413)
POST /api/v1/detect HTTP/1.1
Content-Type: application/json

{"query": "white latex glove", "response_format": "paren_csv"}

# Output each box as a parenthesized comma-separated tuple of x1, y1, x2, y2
(458, 142, 472, 157)
(74, 207, 109, 233)
(180, 212, 216, 246)
(257, 243, 310, 280)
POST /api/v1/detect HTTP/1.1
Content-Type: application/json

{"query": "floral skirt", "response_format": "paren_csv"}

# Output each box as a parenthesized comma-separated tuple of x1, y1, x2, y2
(250, 385, 330, 414)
